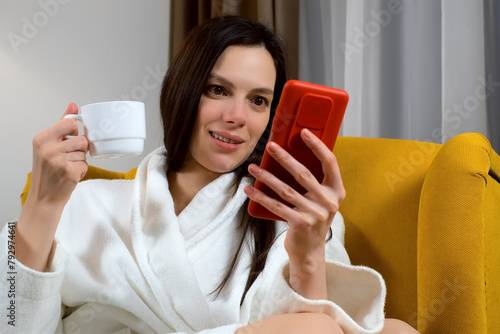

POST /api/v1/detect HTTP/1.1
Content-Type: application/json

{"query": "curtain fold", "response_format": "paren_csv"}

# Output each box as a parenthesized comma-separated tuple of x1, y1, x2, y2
(484, 0, 500, 152)
(441, 0, 488, 143)
(169, 0, 299, 79)
(299, 0, 498, 148)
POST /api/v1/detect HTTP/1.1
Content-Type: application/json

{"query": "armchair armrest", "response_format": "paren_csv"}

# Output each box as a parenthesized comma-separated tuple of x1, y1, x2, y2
(418, 132, 500, 333)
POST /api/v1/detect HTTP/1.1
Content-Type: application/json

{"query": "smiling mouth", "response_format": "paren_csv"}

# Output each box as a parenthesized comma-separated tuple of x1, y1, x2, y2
(210, 131, 243, 144)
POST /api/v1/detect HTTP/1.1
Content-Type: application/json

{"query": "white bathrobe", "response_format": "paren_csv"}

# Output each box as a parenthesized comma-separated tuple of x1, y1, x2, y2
(1, 147, 386, 334)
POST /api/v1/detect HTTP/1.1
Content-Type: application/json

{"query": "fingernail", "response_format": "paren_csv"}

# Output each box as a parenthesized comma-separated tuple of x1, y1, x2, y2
(268, 142, 279, 153)
(303, 128, 311, 139)
(249, 164, 262, 175)
(244, 186, 255, 195)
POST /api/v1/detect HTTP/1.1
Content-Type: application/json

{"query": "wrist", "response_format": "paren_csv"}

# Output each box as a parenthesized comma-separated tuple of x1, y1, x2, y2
(16, 198, 65, 271)
(25, 182, 72, 210)
(287, 247, 327, 300)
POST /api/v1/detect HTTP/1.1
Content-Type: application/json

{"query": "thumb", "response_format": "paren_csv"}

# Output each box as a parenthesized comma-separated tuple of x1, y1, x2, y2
(61, 102, 79, 119)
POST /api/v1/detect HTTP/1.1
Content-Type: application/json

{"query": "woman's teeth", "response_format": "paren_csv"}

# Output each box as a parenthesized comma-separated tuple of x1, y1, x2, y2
(210, 132, 240, 144)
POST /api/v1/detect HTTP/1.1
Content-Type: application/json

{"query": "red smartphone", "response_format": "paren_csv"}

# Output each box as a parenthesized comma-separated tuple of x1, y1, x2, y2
(247, 80, 349, 221)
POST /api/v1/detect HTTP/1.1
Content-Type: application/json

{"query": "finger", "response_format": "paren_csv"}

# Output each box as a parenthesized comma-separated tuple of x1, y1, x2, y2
(247, 164, 310, 210)
(61, 102, 79, 119)
(65, 151, 88, 162)
(264, 141, 321, 194)
(61, 135, 88, 154)
(66, 159, 89, 180)
(51, 118, 80, 139)
(245, 181, 325, 226)
(244, 184, 301, 222)
(41, 103, 80, 140)
(300, 129, 344, 191)
(78, 162, 89, 180)
(58, 103, 80, 138)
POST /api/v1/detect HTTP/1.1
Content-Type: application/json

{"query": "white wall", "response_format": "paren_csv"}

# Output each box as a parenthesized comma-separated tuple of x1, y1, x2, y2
(0, 0, 170, 224)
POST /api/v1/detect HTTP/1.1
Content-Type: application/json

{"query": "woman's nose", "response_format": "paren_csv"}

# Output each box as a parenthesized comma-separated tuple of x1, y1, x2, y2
(222, 99, 247, 127)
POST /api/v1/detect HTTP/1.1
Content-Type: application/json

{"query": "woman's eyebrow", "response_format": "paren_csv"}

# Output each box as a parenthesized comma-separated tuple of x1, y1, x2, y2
(209, 73, 274, 95)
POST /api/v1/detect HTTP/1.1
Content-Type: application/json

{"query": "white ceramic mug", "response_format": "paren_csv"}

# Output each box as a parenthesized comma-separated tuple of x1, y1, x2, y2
(65, 101, 146, 159)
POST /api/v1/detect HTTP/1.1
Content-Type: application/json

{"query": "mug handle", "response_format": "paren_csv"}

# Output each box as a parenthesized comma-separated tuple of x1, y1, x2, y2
(64, 114, 83, 139)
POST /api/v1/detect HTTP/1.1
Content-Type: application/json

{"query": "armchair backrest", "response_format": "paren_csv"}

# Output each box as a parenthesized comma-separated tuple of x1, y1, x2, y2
(20, 166, 137, 207)
(333, 136, 442, 327)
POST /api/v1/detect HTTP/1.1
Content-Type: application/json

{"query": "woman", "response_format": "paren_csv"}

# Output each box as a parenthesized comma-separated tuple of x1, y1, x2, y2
(2, 16, 418, 334)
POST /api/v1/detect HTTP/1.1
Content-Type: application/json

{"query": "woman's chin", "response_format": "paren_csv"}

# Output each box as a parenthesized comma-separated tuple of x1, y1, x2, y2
(209, 159, 246, 174)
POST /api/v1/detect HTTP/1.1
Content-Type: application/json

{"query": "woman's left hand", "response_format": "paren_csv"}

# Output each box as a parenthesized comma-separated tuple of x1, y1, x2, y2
(244, 128, 346, 300)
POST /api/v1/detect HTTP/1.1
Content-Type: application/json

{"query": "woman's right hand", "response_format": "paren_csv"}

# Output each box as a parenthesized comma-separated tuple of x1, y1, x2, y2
(29, 102, 89, 206)
(15, 103, 88, 271)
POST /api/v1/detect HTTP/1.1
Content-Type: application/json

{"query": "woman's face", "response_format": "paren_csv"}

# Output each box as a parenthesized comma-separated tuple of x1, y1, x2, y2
(185, 45, 277, 175)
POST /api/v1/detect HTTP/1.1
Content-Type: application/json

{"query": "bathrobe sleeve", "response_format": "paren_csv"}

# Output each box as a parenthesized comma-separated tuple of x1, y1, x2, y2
(0, 221, 66, 334)
(241, 213, 387, 334)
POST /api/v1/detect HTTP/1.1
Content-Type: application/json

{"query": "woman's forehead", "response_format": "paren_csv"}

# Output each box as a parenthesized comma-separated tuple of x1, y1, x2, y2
(211, 45, 276, 91)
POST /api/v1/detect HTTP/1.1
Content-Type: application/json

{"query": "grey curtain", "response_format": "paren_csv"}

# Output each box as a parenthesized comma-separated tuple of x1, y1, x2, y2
(299, 0, 499, 151)
(484, 0, 500, 152)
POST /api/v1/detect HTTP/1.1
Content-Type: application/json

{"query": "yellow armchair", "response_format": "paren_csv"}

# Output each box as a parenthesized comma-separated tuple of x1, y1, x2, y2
(20, 132, 500, 333)
(333, 132, 499, 333)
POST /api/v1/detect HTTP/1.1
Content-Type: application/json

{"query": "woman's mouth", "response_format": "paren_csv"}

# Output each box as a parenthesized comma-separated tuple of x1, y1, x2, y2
(210, 131, 243, 144)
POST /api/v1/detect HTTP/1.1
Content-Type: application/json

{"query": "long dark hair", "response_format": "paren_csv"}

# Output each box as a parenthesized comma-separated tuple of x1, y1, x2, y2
(160, 16, 289, 303)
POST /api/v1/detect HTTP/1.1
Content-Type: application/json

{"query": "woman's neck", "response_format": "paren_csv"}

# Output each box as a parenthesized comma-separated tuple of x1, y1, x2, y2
(167, 164, 221, 216)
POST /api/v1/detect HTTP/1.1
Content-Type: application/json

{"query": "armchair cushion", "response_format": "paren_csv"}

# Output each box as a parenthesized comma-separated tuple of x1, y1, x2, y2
(333, 136, 442, 327)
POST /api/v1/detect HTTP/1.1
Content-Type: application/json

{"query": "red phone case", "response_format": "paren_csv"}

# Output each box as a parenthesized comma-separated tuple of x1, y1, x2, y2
(247, 80, 349, 221)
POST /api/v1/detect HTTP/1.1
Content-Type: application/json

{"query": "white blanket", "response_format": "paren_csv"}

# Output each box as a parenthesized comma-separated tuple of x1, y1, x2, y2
(1, 147, 386, 334)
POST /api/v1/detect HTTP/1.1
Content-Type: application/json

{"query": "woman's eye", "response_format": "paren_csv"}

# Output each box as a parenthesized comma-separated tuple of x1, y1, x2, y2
(252, 96, 269, 107)
(207, 85, 225, 96)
